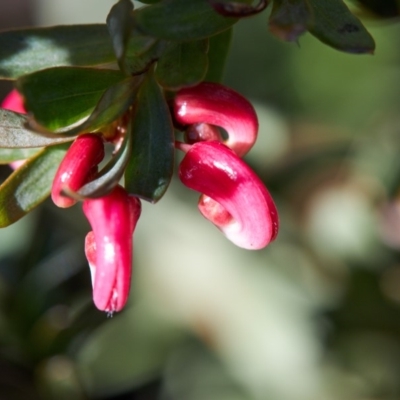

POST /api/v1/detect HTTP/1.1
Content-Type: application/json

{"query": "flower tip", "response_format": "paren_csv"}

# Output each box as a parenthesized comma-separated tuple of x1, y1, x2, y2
(83, 186, 141, 313)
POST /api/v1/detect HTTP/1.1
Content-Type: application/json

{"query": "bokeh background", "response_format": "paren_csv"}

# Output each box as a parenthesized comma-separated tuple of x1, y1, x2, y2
(1, 1, 400, 399)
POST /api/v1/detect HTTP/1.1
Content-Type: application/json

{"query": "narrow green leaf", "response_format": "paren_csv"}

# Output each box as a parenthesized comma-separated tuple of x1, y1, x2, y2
(0, 144, 68, 227)
(64, 131, 132, 199)
(133, 0, 238, 41)
(155, 40, 209, 90)
(29, 76, 143, 138)
(306, 0, 375, 53)
(0, 110, 73, 148)
(107, 0, 135, 73)
(125, 73, 174, 202)
(17, 67, 126, 131)
(0, 25, 116, 79)
(268, 0, 311, 42)
(0, 148, 41, 164)
(204, 28, 232, 82)
(108, 0, 166, 76)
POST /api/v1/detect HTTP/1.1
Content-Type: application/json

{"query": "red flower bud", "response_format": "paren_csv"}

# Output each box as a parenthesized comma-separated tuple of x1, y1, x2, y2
(179, 141, 278, 249)
(83, 186, 141, 313)
(174, 82, 258, 157)
(51, 134, 105, 208)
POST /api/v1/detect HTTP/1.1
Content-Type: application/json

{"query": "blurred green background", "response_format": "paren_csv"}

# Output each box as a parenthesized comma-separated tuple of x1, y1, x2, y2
(2, 1, 400, 399)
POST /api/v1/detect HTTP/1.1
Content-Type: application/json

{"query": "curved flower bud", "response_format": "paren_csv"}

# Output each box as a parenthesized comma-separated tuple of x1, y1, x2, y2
(173, 82, 258, 157)
(51, 134, 105, 208)
(1, 89, 26, 114)
(83, 185, 141, 313)
(179, 141, 278, 249)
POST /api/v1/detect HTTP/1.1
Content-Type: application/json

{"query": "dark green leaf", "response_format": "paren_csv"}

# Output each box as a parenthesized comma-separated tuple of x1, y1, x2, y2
(17, 67, 126, 131)
(125, 73, 174, 203)
(355, 0, 400, 18)
(133, 0, 238, 41)
(0, 144, 68, 227)
(107, 0, 135, 73)
(0, 110, 73, 148)
(29, 76, 143, 138)
(268, 0, 311, 42)
(0, 25, 116, 79)
(307, 0, 376, 53)
(204, 28, 232, 82)
(0, 148, 42, 164)
(155, 40, 209, 90)
(64, 131, 132, 199)
(107, 0, 167, 76)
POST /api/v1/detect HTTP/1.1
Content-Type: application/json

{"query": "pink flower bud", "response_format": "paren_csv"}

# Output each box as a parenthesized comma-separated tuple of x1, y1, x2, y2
(51, 134, 105, 208)
(83, 186, 141, 313)
(179, 141, 278, 249)
(1, 89, 26, 114)
(174, 82, 258, 157)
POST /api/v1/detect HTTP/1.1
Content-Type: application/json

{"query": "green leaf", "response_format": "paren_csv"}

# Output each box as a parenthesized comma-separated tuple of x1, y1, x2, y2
(125, 73, 174, 203)
(29, 76, 143, 138)
(107, 0, 135, 73)
(0, 25, 116, 79)
(268, 0, 311, 42)
(0, 110, 73, 148)
(64, 131, 132, 199)
(0, 148, 42, 164)
(204, 28, 233, 82)
(17, 67, 127, 131)
(268, 0, 375, 53)
(0, 144, 68, 227)
(307, 0, 375, 54)
(107, 0, 168, 76)
(133, 0, 238, 41)
(155, 39, 209, 90)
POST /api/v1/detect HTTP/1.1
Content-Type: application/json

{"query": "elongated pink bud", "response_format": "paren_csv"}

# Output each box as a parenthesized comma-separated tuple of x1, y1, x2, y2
(179, 141, 278, 249)
(51, 134, 105, 208)
(83, 186, 141, 313)
(174, 82, 258, 157)
(1, 89, 26, 114)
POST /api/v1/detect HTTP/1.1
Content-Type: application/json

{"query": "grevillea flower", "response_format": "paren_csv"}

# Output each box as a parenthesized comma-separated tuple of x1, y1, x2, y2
(173, 82, 258, 157)
(51, 134, 105, 208)
(179, 141, 278, 250)
(83, 185, 141, 313)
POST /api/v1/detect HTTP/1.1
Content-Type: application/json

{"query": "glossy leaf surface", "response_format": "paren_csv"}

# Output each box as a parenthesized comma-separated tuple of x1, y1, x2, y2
(17, 67, 126, 130)
(0, 144, 68, 227)
(0, 148, 41, 164)
(155, 39, 209, 90)
(125, 73, 174, 203)
(133, 0, 238, 41)
(0, 25, 116, 79)
(29, 76, 142, 137)
(209, 0, 269, 17)
(307, 0, 375, 54)
(0, 110, 73, 148)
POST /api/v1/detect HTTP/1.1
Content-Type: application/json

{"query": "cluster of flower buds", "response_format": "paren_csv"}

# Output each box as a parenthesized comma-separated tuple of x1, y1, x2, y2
(173, 82, 278, 250)
(1, 81, 278, 314)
